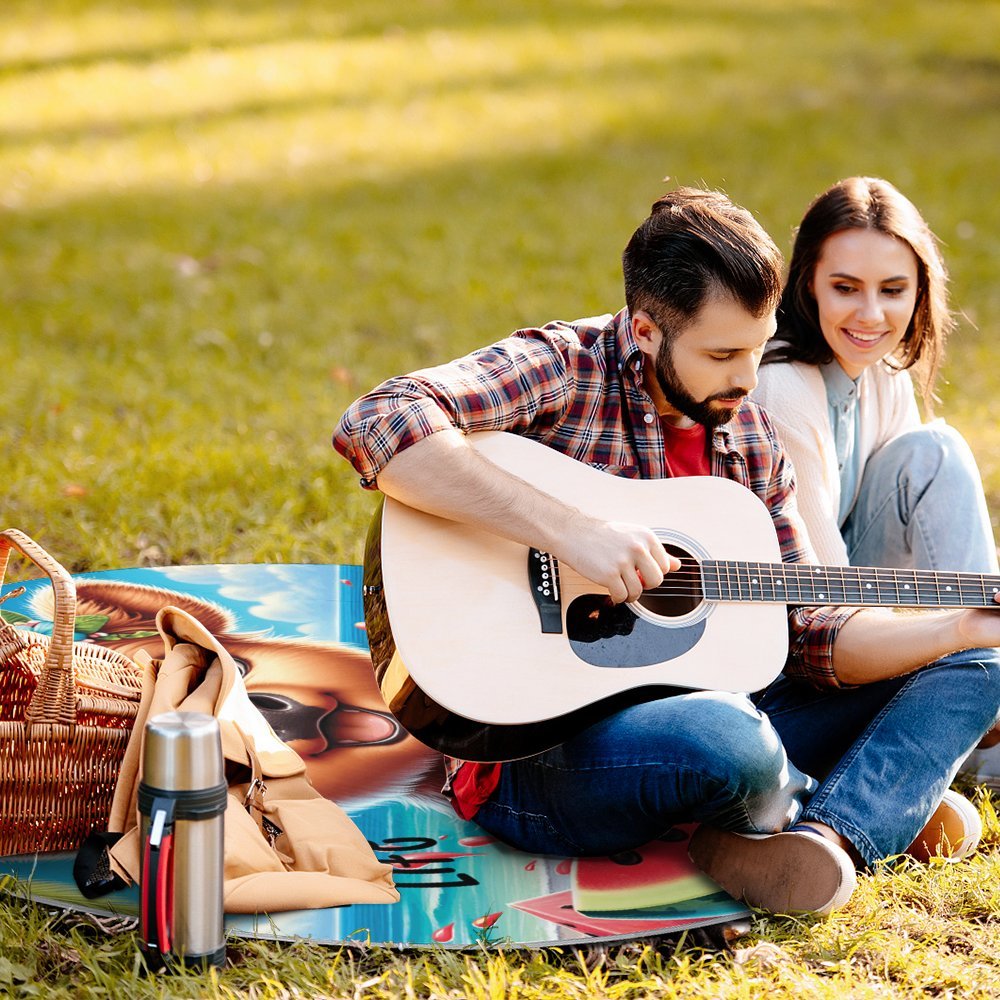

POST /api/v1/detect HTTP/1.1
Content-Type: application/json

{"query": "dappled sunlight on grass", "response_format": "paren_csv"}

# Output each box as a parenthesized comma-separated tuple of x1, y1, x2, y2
(2, 0, 999, 572)
(3, 7, 1000, 996)
(0, 20, 751, 206)
(3, 2, 999, 211)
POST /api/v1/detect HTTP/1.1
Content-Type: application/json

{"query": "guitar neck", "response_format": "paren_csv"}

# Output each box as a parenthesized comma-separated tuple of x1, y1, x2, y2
(701, 561, 1000, 609)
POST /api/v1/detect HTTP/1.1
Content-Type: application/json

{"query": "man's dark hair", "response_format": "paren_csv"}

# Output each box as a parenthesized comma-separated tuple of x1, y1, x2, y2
(622, 187, 783, 340)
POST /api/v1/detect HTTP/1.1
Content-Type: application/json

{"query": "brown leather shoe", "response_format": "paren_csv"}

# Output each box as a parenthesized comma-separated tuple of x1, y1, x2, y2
(688, 826, 857, 915)
(907, 789, 982, 862)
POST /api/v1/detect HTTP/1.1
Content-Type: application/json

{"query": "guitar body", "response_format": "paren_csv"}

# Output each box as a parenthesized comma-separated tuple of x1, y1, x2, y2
(364, 432, 789, 761)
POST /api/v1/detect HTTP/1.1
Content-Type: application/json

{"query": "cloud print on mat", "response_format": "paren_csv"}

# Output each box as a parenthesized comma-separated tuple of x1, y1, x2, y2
(158, 565, 337, 639)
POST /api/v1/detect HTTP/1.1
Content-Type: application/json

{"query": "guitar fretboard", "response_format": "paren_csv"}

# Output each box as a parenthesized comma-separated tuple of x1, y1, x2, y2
(701, 561, 1000, 609)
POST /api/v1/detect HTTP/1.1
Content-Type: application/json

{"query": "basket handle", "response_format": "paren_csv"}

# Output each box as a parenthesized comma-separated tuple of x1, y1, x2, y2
(0, 528, 78, 728)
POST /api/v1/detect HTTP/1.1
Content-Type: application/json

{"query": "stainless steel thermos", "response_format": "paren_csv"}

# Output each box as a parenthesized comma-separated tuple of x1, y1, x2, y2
(139, 711, 227, 970)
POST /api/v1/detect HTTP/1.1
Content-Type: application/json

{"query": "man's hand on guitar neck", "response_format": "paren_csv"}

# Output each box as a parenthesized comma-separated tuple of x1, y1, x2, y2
(834, 590, 1000, 685)
(954, 595, 1000, 648)
(375, 428, 679, 605)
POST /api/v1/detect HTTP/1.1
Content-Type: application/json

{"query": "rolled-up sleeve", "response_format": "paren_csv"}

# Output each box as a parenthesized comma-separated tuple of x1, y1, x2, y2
(785, 605, 858, 687)
(333, 389, 458, 488)
(773, 472, 861, 688)
(333, 332, 574, 488)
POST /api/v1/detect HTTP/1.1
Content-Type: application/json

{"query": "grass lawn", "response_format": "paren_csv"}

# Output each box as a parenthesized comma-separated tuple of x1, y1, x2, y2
(3, 0, 1000, 995)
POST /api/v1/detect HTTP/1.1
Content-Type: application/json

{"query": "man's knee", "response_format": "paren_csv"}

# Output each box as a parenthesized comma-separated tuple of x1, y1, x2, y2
(661, 691, 789, 790)
(609, 690, 771, 757)
(671, 692, 809, 831)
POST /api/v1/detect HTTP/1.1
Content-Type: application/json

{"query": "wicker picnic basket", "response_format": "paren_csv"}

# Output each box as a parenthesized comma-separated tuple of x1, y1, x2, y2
(0, 528, 144, 856)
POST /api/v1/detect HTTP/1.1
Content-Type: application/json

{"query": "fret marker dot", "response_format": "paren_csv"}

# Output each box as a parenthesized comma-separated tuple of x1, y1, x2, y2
(946, 586, 953, 591)
(751, 578, 758, 585)
(904, 584, 910, 589)
(865, 583, 872, 589)
(819, 593, 826, 599)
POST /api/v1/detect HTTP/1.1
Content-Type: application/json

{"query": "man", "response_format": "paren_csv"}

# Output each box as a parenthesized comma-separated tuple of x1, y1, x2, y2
(333, 188, 1000, 915)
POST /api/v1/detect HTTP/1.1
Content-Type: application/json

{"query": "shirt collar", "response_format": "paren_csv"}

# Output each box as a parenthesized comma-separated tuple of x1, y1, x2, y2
(616, 308, 645, 379)
(618, 307, 737, 455)
(711, 423, 734, 455)
(820, 359, 860, 406)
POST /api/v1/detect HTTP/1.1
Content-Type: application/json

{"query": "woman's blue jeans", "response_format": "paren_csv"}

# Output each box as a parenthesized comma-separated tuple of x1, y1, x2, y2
(841, 422, 1000, 782)
(842, 422, 998, 574)
(476, 648, 1000, 868)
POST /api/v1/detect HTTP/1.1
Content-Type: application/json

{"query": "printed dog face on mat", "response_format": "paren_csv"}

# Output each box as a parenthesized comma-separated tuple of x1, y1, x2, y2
(29, 580, 443, 809)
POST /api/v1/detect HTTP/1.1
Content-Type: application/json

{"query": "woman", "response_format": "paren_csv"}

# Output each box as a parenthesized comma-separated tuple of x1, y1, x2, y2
(753, 176, 1000, 855)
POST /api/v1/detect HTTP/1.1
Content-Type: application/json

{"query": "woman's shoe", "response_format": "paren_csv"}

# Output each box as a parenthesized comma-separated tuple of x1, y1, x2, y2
(906, 789, 982, 862)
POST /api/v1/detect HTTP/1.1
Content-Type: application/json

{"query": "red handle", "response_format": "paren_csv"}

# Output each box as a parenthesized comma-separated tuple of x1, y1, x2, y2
(140, 802, 175, 961)
(156, 832, 174, 955)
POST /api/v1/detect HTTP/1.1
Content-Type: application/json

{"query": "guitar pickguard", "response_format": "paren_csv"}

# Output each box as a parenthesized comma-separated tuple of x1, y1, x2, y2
(565, 594, 706, 667)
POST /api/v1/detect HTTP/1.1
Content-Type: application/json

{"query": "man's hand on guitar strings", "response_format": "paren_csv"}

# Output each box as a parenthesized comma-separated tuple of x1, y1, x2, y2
(554, 515, 680, 604)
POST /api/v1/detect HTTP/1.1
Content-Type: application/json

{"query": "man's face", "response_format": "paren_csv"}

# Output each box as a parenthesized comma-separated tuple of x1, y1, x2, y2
(636, 291, 776, 428)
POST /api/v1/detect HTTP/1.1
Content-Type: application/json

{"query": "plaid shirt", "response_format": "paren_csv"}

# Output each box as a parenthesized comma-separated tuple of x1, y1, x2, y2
(334, 310, 859, 807)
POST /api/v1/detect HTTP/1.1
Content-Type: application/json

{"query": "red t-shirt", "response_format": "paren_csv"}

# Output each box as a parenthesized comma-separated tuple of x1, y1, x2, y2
(449, 761, 504, 820)
(660, 419, 710, 477)
(448, 420, 710, 819)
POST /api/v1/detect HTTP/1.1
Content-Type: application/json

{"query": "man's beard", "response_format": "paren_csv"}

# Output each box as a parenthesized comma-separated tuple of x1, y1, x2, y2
(654, 339, 748, 429)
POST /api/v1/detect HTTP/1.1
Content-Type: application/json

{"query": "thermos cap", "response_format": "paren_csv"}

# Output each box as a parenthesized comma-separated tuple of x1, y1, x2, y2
(142, 711, 224, 791)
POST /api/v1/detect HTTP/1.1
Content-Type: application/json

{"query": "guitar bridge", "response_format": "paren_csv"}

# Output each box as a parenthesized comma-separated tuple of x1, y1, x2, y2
(528, 549, 563, 633)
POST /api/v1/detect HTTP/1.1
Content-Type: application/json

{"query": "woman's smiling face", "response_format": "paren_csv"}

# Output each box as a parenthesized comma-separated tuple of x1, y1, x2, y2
(811, 228, 919, 379)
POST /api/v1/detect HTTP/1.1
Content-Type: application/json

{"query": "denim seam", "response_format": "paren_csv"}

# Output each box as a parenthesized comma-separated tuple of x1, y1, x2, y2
(847, 485, 914, 565)
(637, 762, 759, 833)
(909, 503, 938, 569)
(526, 759, 685, 774)
(516, 760, 760, 836)
(755, 689, 838, 722)
(481, 801, 587, 856)
(799, 672, 922, 866)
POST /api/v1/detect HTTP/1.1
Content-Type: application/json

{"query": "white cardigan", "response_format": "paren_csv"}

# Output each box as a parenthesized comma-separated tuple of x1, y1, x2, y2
(752, 359, 921, 566)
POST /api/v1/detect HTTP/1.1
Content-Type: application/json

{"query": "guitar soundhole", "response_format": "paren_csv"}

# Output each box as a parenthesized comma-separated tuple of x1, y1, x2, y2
(636, 543, 703, 618)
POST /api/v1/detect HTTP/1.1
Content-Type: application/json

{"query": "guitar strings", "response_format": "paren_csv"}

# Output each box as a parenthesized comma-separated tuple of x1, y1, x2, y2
(554, 564, 1000, 605)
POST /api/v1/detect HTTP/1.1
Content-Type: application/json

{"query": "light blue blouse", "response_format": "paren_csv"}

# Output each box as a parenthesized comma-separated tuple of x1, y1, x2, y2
(820, 360, 864, 527)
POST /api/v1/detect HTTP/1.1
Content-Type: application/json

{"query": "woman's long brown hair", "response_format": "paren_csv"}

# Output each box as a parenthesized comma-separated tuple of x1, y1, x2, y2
(764, 176, 953, 411)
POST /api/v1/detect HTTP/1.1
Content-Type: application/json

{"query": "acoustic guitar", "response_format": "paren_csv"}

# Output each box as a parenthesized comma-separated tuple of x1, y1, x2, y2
(362, 431, 1000, 762)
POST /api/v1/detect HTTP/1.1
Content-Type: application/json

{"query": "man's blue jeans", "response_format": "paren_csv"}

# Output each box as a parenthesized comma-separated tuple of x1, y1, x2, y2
(476, 425, 1000, 867)
(756, 647, 1000, 865)
(475, 648, 1000, 868)
(475, 690, 814, 858)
